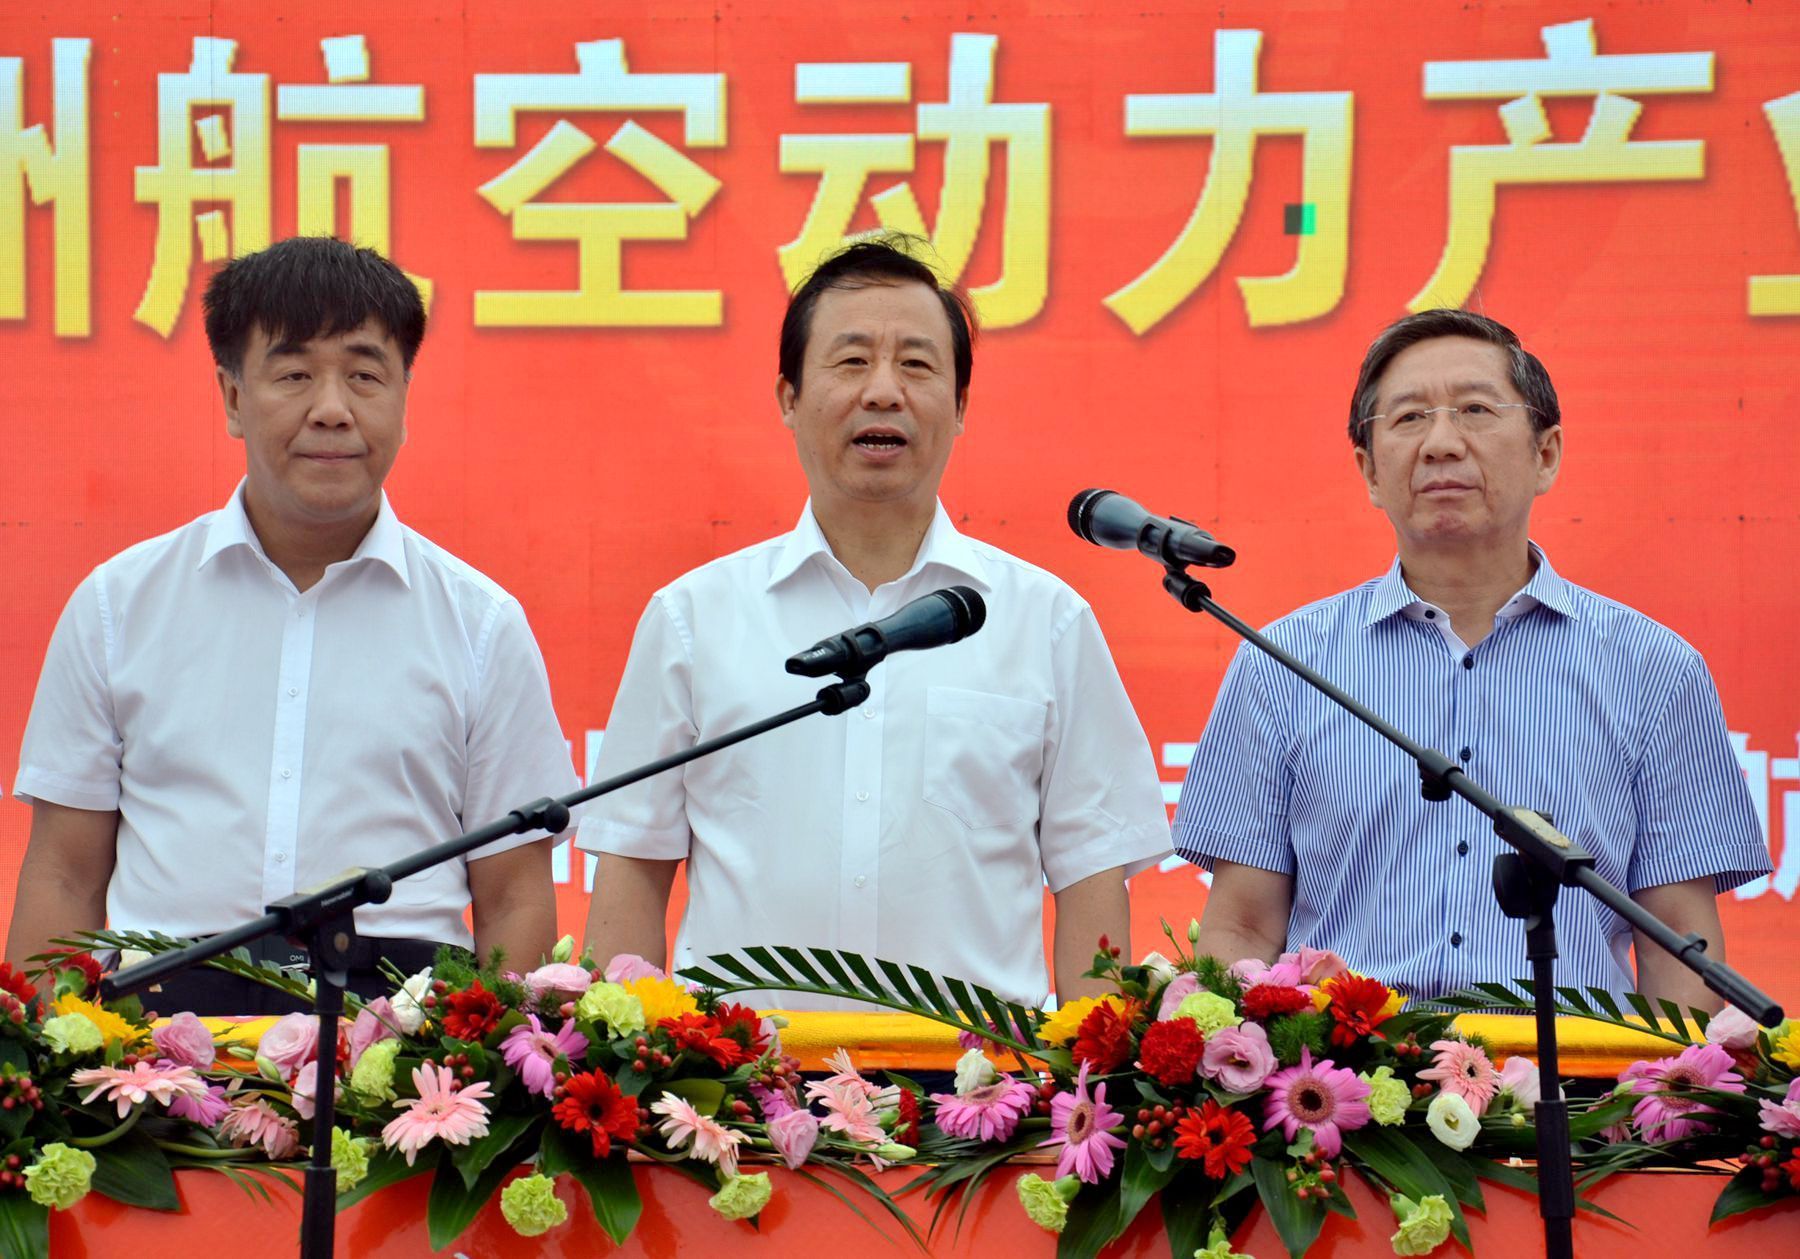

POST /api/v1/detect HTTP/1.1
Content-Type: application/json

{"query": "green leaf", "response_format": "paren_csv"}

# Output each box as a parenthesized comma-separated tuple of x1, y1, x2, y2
(659, 1078, 727, 1117)
(906, 966, 956, 1018)
(1655, 999, 1690, 1040)
(90, 1129, 180, 1211)
(337, 1145, 434, 1211)
(1592, 988, 1626, 1021)
(1557, 986, 1595, 1015)
(565, 1153, 643, 1246)
(426, 1120, 539, 1249)
(1710, 1163, 1775, 1225)
(1623, 991, 1660, 1031)
(742, 946, 796, 985)
(876, 960, 924, 1006)
(1466, 1155, 1538, 1195)
(1341, 1129, 1469, 1248)
(1056, 1180, 1122, 1259)
(0, 1190, 48, 1259)
(804, 1156, 927, 1250)
(840, 954, 893, 1001)
(1158, 1172, 1214, 1259)
(450, 1112, 538, 1190)
(1415, 1141, 1485, 1211)
(772, 947, 827, 986)
(1113, 1139, 1177, 1243)
(700, 953, 767, 986)
(1251, 1153, 1326, 1259)
(808, 949, 861, 992)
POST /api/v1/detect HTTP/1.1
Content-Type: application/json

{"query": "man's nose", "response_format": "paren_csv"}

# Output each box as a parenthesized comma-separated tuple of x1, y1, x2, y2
(860, 357, 904, 409)
(307, 376, 355, 426)
(1418, 408, 1468, 459)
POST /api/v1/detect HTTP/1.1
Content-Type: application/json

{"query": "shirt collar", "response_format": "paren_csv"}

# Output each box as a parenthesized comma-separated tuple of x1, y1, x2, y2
(198, 479, 411, 587)
(766, 500, 992, 593)
(1363, 541, 1577, 628)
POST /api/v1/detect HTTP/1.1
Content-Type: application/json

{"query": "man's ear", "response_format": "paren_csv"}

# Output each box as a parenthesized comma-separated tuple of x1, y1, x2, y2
(1353, 442, 1380, 504)
(776, 375, 798, 431)
(954, 388, 968, 435)
(217, 366, 245, 439)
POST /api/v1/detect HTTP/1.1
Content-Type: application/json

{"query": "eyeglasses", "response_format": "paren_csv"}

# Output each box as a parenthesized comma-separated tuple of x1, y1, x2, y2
(1359, 401, 1537, 442)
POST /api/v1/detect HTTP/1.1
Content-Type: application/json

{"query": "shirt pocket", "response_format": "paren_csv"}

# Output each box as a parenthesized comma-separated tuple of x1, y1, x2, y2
(921, 685, 1048, 829)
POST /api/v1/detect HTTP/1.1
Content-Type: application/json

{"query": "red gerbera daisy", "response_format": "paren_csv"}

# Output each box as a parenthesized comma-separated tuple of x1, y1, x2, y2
(1136, 1017, 1206, 1087)
(1242, 984, 1312, 1021)
(1321, 973, 1395, 1048)
(0, 962, 38, 1008)
(552, 1070, 641, 1158)
(440, 980, 504, 1042)
(659, 1013, 748, 1069)
(1073, 999, 1141, 1074)
(1173, 1099, 1257, 1179)
(712, 1002, 770, 1057)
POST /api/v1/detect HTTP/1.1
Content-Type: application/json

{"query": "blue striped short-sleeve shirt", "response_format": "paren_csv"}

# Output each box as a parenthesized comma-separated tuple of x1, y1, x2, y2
(1172, 547, 1771, 998)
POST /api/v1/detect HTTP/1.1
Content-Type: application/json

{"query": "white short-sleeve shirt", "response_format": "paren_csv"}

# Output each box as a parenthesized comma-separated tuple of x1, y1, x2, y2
(575, 502, 1171, 1008)
(14, 483, 579, 947)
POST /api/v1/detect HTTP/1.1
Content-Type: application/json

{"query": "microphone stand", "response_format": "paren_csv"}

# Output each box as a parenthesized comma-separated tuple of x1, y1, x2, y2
(103, 670, 874, 1259)
(1151, 562, 1781, 1259)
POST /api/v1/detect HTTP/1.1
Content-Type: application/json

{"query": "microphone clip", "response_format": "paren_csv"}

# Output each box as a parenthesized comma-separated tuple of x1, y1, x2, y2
(813, 672, 873, 715)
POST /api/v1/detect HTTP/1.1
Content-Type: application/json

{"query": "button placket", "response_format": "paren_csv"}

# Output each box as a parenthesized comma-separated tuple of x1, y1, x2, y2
(264, 591, 318, 904)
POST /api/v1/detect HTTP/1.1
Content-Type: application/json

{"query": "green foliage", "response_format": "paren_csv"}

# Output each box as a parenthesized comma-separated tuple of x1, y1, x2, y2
(1264, 1011, 1329, 1065)
(1192, 956, 1244, 1003)
(0, 1189, 48, 1259)
(88, 1129, 179, 1211)
(1438, 981, 1709, 1046)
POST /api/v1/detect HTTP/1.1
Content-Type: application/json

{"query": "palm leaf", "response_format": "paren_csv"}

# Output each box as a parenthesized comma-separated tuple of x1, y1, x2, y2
(1439, 981, 1698, 1046)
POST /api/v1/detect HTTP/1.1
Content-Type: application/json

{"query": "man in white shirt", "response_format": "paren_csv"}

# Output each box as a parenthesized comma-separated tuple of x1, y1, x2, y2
(7, 237, 576, 1013)
(580, 237, 1169, 1009)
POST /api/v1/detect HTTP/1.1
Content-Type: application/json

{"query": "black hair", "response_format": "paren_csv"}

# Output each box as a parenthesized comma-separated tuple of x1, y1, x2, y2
(1348, 309, 1559, 447)
(779, 234, 976, 399)
(203, 236, 426, 377)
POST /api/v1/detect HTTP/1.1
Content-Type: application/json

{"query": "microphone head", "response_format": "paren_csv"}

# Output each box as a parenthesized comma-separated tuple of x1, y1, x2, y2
(939, 585, 986, 639)
(1067, 488, 1114, 543)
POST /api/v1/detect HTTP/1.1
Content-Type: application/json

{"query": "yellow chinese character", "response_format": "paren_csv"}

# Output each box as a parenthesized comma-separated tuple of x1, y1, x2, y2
(134, 37, 271, 336)
(1410, 18, 1711, 313)
(779, 34, 1050, 329)
(472, 39, 725, 327)
(1749, 92, 1800, 317)
(1105, 30, 1351, 334)
(277, 35, 432, 309)
(0, 39, 91, 337)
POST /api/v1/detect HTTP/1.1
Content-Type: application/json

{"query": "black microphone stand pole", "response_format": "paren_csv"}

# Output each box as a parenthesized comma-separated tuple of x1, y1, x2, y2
(103, 671, 874, 1259)
(1152, 562, 1781, 1259)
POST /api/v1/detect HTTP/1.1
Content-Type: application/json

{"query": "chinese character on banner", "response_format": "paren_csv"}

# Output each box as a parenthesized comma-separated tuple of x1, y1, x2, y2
(1749, 91, 1800, 317)
(0, 39, 91, 337)
(779, 34, 1050, 329)
(1409, 18, 1712, 313)
(277, 35, 430, 309)
(1105, 30, 1352, 333)
(136, 36, 428, 336)
(471, 40, 725, 327)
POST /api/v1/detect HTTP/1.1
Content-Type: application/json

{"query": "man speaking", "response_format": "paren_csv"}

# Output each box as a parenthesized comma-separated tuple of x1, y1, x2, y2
(580, 236, 1169, 1008)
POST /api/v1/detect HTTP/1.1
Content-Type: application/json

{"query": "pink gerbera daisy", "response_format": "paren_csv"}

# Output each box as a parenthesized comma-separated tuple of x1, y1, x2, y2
(1038, 1063, 1128, 1184)
(812, 1081, 888, 1146)
(71, 1061, 209, 1118)
(501, 1014, 590, 1098)
(167, 1078, 232, 1128)
(381, 1063, 494, 1165)
(932, 1076, 1036, 1143)
(1620, 1042, 1745, 1142)
(1417, 1039, 1502, 1116)
(1262, 1046, 1371, 1158)
(218, 1096, 302, 1159)
(650, 1093, 746, 1176)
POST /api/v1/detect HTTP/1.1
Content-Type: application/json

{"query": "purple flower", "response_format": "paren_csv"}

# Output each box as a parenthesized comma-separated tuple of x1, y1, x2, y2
(1038, 1064, 1128, 1184)
(767, 1108, 820, 1169)
(500, 1014, 588, 1097)
(1619, 1043, 1745, 1143)
(167, 1079, 231, 1128)
(1262, 1047, 1372, 1159)
(750, 1079, 797, 1120)
(348, 998, 399, 1069)
(932, 1077, 1036, 1143)
(152, 1012, 217, 1070)
(259, 1013, 319, 1076)
(1200, 1023, 1278, 1093)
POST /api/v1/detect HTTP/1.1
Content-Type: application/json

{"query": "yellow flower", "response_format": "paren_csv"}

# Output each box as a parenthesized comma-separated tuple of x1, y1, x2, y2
(1772, 1022, 1800, 1071)
(623, 976, 699, 1026)
(52, 995, 145, 1047)
(1038, 995, 1124, 1047)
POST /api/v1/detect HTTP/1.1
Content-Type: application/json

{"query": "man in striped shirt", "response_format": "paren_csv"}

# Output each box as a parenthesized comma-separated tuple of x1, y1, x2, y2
(1174, 310, 1770, 1007)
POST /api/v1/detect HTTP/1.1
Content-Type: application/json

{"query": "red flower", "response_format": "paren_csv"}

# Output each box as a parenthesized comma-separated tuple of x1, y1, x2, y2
(712, 1002, 771, 1057)
(1136, 1017, 1206, 1087)
(0, 963, 37, 1008)
(1321, 973, 1395, 1048)
(553, 1070, 641, 1158)
(40, 950, 103, 996)
(1173, 1099, 1257, 1179)
(1782, 1148, 1800, 1194)
(895, 1089, 922, 1146)
(1242, 984, 1312, 1021)
(1073, 999, 1141, 1074)
(659, 1013, 747, 1069)
(440, 980, 504, 1042)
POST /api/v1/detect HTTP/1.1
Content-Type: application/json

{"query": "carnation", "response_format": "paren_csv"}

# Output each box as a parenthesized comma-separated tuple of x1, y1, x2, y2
(1172, 991, 1242, 1037)
(709, 1172, 773, 1221)
(575, 981, 647, 1035)
(391, 969, 433, 1034)
(1016, 1173, 1079, 1233)
(500, 1173, 569, 1237)
(953, 1047, 999, 1094)
(1136, 1017, 1206, 1087)
(350, 1038, 403, 1102)
(1361, 1066, 1411, 1126)
(1390, 1193, 1454, 1256)
(1073, 998, 1140, 1073)
(23, 1143, 96, 1210)
(41, 1013, 104, 1056)
(331, 1129, 372, 1193)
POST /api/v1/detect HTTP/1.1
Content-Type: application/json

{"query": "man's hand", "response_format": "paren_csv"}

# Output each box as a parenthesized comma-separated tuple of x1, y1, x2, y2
(1632, 876, 1727, 1014)
(1193, 859, 1292, 969)
(468, 840, 556, 973)
(583, 853, 681, 972)
(5, 802, 118, 970)
(1053, 867, 1130, 1002)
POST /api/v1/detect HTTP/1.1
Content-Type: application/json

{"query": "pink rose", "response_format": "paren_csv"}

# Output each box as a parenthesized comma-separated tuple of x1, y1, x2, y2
(767, 1108, 820, 1169)
(1498, 1057, 1541, 1108)
(152, 1011, 217, 1070)
(524, 963, 594, 1009)
(1758, 1078, 1800, 1140)
(1200, 1023, 1278, 1093)
(1704, 1005, 1760, 1052)
(258, 1012, 320, 1076)
(290, 1059, 340, 1121)
(1289, 947, 1349, 987)
(603, 953, 666, 984)
(1157, 972, 1201, 1021)
(1230, 956, 1305, 988)
(348, 998, 399, 1068)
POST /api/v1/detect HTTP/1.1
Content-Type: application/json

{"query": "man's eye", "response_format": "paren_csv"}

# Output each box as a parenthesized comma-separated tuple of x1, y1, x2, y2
(1463, 402, 1497, 415)
(1394, 411, 1427, 425)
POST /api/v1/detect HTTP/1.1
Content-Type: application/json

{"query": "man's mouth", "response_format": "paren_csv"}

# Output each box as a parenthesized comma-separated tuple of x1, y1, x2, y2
(853, 430, 908, 450)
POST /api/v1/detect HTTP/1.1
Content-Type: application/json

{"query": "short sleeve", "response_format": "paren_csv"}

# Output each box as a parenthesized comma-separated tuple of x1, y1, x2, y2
(573, 595, 696, 861)
(462, 598, 581, 861)
(1172, 640, 1296, 876)
(1034, 605, 1171, 892)
(1628, 653, 1771, 894)
(15, 573, 124, 811)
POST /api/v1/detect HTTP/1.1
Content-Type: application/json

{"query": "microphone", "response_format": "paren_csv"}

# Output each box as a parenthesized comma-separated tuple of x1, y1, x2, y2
(1067, 488, 1236, 569)
(786, 586, 987, 677)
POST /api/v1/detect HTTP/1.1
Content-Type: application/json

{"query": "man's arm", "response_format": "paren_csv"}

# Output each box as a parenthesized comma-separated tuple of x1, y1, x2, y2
(1194, 859, 1292, 968)
(468, 841, 556, 973)
(5, 802, 118, 969)
(584, 853, 680, 972)
(1053, 866, 1130, 1002)
(1631, 875, 1726, 1013)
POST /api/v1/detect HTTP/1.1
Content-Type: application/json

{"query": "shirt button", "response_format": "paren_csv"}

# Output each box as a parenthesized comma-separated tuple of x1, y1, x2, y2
(273, 852, 287, 864)
(281, 769, 293, 779)
(852, 875, 867, 888)
(288, 687, 299, 698)
(1450, 931, 1464, 947)
(1424, 609, 1436, 620)
(1462, 654, 1474, 670)
(1456, 840, 1470, 857)
(855, 790, 869, 802)
(1459, 747, 1471, 762)
(862, 707, 876, 720)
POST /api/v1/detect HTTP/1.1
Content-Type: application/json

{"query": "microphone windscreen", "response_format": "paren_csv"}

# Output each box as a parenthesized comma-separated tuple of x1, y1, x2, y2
(1068, 488, 1111, 542)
